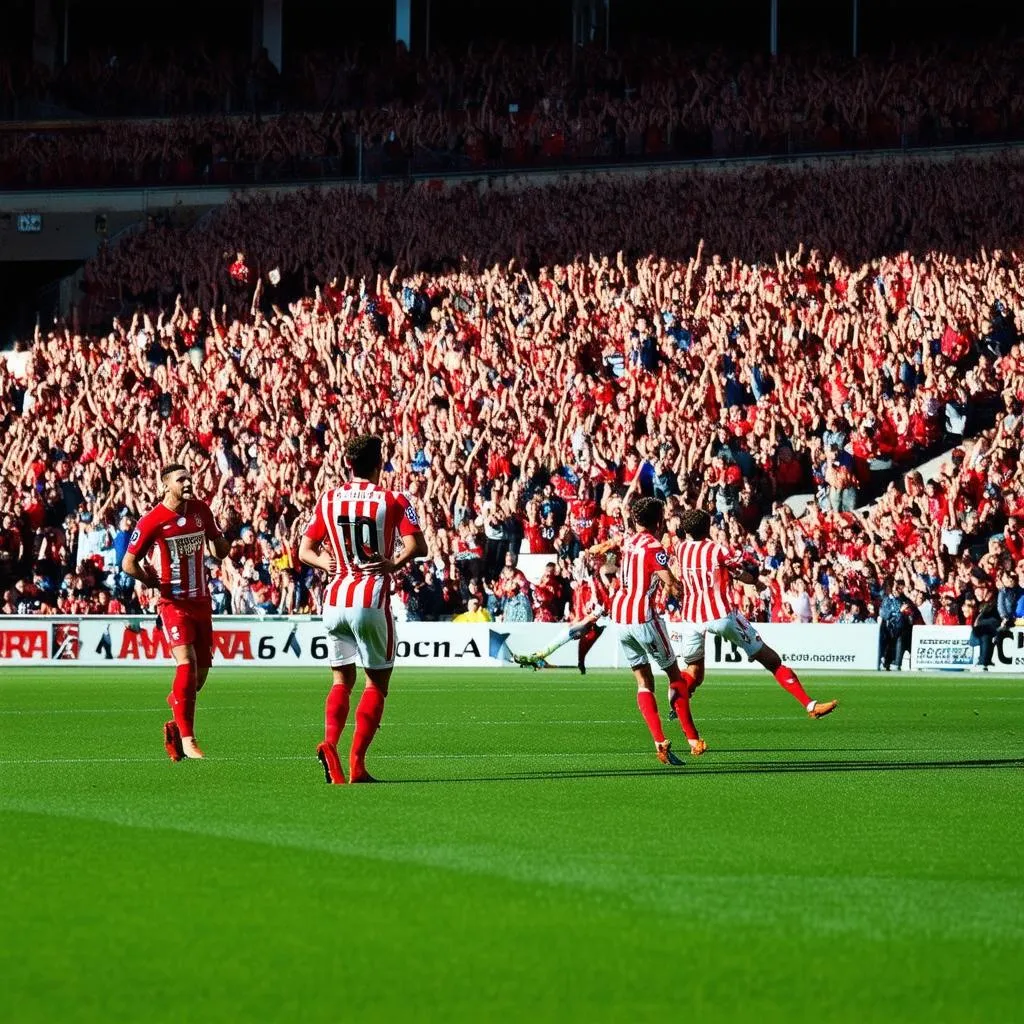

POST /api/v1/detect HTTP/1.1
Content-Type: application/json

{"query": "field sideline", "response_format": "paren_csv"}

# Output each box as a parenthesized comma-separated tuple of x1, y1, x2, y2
(1, 667, 1022, 1023)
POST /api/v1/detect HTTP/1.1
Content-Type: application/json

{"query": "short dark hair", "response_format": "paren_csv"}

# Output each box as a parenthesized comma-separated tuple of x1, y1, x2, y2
(160, 463, 187, 482)
(345, 434, 384, 477)
(679, 508, 711, 540)
(631, 497, 665, 532)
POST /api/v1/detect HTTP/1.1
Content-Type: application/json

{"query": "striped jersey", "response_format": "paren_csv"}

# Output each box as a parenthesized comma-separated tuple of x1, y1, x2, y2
(674, 538, 740, 622)
(127, 499, 222, 601)
(610, 531, 671, 625)
(304, 478, 421, 608)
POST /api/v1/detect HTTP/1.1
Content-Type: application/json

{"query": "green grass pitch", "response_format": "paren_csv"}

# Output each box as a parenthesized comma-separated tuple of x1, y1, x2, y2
(1, 667, 1022, 1023)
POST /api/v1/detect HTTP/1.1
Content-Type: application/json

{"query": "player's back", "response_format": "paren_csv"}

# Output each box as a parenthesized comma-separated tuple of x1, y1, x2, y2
(610, 531, 667, 625)
(675, 537, 733, 623)
(312, 479, 416, 609)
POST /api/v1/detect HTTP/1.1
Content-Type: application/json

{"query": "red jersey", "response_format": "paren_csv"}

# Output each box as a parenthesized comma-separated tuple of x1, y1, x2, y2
(573, 578, 599, 620)
(524, 522, 556, 554)
(127, 499, 222, 601)
(304, 478, 421, 609)
(675, 538, 740, 622)
(610, 531, 670, 625)
(573, 574, 619, 619)
(568, 499, 597, 547)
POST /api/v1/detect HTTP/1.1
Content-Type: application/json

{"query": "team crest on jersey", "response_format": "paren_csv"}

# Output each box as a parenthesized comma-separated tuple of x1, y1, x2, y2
(405, 506, 419, 526)
(655, 551, 669, 567)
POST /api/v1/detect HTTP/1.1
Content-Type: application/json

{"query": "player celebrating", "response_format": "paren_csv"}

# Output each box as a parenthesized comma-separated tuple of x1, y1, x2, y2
(299, 434, 427, 784)
(611, 497, 706, 765)
(122, 464, 230, 761)
(672, 508, 838, 720)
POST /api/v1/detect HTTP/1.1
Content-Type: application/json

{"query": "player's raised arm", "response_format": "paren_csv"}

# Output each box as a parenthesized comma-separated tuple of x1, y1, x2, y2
(587, 536, 622, 557)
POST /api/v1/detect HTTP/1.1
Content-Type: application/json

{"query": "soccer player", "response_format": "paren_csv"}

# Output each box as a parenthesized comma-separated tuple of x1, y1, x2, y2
(121, 464, 231, 761)
(512, 609, 605, 672)
(672, 508, 838, 720)
(512, 561, 616, 672)
(611, 497, 706, 765)
(299, 434, 428, 784)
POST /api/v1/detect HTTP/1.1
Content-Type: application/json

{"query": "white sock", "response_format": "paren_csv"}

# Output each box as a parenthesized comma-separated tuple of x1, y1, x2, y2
(536, 628, 574, 660)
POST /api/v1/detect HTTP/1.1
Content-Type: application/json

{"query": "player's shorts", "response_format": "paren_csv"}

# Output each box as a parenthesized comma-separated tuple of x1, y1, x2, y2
(158, 598, 214, 667)
(676, 611, 764, 664)
(616, 615, 677, 671)
(322, 602, 397, 671)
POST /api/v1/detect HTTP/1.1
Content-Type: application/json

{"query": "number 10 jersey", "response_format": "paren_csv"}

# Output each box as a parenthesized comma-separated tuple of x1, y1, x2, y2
(303, 478, 421, 608)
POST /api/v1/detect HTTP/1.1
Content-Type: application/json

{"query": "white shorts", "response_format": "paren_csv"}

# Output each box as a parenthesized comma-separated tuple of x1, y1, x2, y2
(322, 603, 397, 670)
(617, 615, 677, 671)
(676, 611, 764, 664)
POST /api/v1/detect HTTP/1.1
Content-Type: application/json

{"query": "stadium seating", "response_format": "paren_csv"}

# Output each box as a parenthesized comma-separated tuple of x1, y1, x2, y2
(2, 36, 1024, 188)
(2, 147, 1022, 624)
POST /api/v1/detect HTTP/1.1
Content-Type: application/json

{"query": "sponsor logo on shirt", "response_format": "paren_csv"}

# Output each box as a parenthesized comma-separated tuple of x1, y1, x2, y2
(169, 532, 205, 558)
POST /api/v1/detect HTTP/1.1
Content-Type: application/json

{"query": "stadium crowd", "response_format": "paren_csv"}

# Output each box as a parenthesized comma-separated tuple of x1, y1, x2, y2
(3, 36, 1024, 188)
(2, 151, 1024, 653)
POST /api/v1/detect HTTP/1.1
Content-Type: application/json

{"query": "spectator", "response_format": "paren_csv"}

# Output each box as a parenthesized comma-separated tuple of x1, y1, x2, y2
(878, 577, 914, 671)
(452, 597, 493, 623)
(502, 581, 534, 623)
(969, 576, 1003, 671)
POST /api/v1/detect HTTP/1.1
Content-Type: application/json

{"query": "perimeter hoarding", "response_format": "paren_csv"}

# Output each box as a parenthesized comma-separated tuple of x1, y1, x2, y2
(1, 617, 879, 671)
(911, 625, 1024, 672)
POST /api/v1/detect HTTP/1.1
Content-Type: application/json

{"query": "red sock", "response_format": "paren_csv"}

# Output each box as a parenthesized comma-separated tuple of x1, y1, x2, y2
(324, 683, 351, 746)
(578, 626, 600, 669)
(774, 665, 813, 708)
(636, 690, 666, 745)
(668, 683, 700, 742)
(350, 684, 386, 774)
(168, 663, 197, 737)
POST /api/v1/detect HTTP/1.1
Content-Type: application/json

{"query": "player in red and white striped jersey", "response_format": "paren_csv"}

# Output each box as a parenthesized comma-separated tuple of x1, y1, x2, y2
(122, 463, 231, 761)
(609, 497, 706, 764)
(299, 434, 427, 784)
(672, 509, 838, 720)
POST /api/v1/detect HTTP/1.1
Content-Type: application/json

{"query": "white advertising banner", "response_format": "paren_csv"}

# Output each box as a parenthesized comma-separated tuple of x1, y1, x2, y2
(911, 625, 1024, 672)
(1, 616, 877, 671)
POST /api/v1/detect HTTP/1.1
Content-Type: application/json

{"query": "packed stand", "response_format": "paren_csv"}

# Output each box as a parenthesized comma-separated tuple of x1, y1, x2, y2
(4, 37, 1024, 188)
(4, 154, 1024, 632)
(80, 152, 1024, 320)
